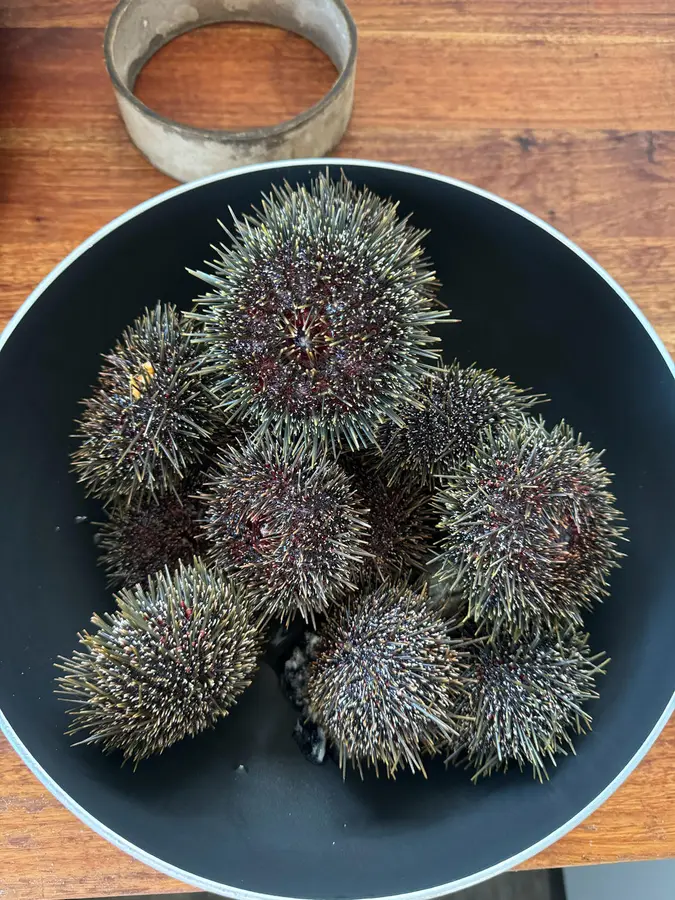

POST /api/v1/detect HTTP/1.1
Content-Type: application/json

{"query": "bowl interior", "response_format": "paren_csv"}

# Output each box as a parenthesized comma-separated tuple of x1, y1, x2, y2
(1, 162, 674, 899)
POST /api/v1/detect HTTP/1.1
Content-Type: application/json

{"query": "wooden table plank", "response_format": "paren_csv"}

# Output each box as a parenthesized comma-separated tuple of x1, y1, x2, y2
(3, 25, 675, 130)
(3, 0, 675, 31)
(4, 128, 675, 241)
(1, 1, 675, 897)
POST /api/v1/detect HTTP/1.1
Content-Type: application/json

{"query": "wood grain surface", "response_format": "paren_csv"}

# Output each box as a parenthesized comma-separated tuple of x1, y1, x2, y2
(2, 1, 675, 897)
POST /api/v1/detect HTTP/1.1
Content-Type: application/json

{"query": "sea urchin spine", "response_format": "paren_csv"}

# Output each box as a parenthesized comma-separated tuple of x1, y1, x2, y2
(341, 452, 435, 580)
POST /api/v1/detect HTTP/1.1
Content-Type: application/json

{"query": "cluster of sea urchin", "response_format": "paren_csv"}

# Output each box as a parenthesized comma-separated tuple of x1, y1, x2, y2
(200, 436, 370, 624)
(452, 627, 608, 781)
(56, 561, 262, 764)
(188, 173, 450, 454)
(378, 362, 540, 487)
(434, 418, 625, 634)
(306, 581, 465, 776)
(72, 303, 217, 506)
(60, 173, 624, 780)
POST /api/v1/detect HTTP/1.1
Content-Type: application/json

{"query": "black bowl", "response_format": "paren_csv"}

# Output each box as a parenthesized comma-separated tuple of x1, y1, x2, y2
(1, 160, 674, 899)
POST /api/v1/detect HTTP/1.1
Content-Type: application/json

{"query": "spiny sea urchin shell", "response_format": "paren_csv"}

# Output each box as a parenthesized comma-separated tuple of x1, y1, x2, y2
(342, 453, 435, 580)
(56, 561, 261, 764)
(306, 581, 465, 777)
(379, 362, 541, 486)
(97, 478, 204, 589)
(200, 435, 369, 623)
(188, 173, 450, 454)
(434, 418, 626, 632)
(72, 303, 217, 506)
(454, 626, 607, 781)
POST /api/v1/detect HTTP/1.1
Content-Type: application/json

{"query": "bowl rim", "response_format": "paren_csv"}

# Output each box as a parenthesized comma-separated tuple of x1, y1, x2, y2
(2, 157, 674, 900)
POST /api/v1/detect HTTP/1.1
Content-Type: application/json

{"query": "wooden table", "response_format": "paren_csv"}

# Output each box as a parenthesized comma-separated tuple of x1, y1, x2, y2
(2, 0, 675, 897)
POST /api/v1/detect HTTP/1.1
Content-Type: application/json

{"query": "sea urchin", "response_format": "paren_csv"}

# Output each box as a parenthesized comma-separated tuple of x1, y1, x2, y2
(200, 435, 369, 623)
(341, 453, 435, 580)
(435, 418, 625, 632)
(72, 303, 217, 506)
(97, 478, 204, 589)
(188, 173, 450, 453)
(379, 362, 541, 486)
(306, 581, 464, 776)
(454, 626, 608, 781)
(56, 561, 261, 764)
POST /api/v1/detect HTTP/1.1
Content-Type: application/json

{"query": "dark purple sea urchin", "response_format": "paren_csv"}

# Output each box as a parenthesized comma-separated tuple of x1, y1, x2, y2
(72, 303, 217, 506)
(454, 627, 608, 781)
(200, 436, 369, 623)
(306, 582, 465, 777)
(97, 479, 204, 589)
(188, 173, 450, 454)
(435, 418, 625, 632)
(379, 362, 541, 486)
(341, 453, 435, 580)
(56, 561, 261, 764)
